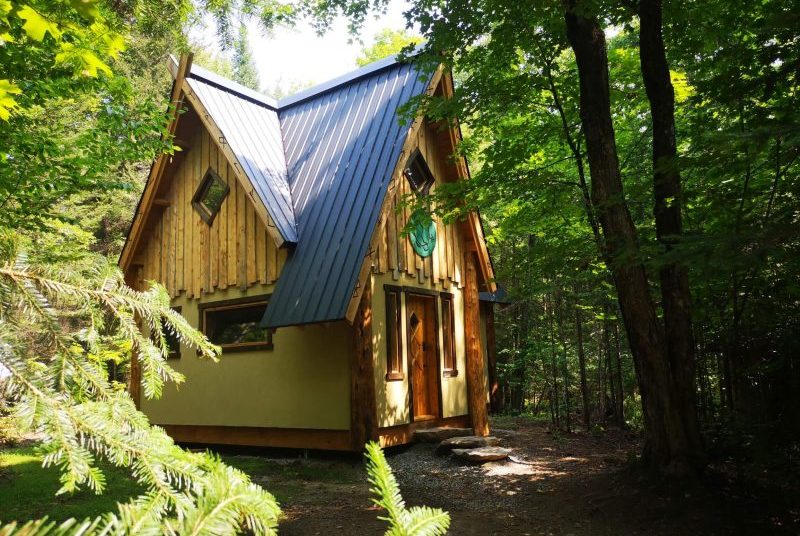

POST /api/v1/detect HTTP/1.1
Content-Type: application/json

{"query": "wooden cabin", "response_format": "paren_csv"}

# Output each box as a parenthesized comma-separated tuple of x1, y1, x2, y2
(120, 53, 497, 451)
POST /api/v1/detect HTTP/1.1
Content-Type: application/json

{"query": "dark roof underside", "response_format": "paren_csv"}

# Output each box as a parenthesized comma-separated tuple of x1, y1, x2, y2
(261, 62, 430, 327)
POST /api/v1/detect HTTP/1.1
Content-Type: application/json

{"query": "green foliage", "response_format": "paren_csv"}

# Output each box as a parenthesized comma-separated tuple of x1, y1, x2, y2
(0, 254, 280, 534)
(365, 441, 450, 535)
(0, 0, 184, 232)
(232, 24, 260, 90)
(356, 28, 422, 66)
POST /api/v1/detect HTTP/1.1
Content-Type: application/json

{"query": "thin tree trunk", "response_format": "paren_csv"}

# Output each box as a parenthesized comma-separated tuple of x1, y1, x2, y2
(601, 302, 614, 422)
(556, 290, 571, 433)
(565, 1, 700, 475)
(575, 301, 591, 430)
(547, 295, 561, 429)
(612, 319, 625, 428)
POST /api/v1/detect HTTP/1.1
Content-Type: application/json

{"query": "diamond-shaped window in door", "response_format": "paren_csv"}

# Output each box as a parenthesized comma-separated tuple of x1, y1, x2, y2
(409, 311, 420, 334)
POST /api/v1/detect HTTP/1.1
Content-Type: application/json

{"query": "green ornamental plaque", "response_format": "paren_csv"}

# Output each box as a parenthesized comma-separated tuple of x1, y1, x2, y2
(409, 208, 437, 258)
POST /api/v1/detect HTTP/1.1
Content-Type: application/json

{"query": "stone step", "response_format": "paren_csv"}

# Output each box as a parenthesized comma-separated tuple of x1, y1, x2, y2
(451, 446, 513, 463)
(414, 427, 473, 443)
(435, 435, 502, 455)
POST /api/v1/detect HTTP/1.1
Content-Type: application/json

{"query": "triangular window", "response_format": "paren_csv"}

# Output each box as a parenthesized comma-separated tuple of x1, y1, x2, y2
(192, 168, 229, 225)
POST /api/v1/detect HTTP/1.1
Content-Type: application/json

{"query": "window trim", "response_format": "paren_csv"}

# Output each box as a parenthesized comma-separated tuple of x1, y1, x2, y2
(198, 295, 273, 353)
(385, 287, 404, 381)
(440, 293, 458, 377)
(192, 167, 229, 225)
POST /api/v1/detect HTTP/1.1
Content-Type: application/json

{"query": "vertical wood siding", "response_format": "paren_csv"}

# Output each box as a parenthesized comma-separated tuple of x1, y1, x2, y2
(135, 116, 468, 300)
(369, 120, 466, 289)
(135, 125, 285, 297)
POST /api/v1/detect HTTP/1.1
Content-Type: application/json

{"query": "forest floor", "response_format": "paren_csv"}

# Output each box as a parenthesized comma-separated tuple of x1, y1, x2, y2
(2, 417, 799, 534)
(266, 416, 800, 535)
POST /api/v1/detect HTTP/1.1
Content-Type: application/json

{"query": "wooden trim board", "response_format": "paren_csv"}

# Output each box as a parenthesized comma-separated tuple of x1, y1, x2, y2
(161, 424, 352, 451)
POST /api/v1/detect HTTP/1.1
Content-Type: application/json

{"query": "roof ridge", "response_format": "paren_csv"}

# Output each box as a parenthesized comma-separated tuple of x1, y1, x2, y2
(187, 61, 279, 109)
(276, 53, 406, 108)
(178, 49, 420, 112)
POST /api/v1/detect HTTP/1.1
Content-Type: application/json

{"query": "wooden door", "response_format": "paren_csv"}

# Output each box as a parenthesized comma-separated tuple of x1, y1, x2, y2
(406, 294, 440, 420)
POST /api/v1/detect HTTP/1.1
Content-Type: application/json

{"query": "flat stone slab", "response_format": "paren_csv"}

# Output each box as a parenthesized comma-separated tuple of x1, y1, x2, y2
(436, 435, 502, 455)
(451, 447, 513, 463)
(414, 427, 473, 443)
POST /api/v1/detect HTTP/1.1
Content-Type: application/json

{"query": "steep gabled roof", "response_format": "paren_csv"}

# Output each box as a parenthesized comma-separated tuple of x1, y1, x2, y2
(185, 64, 297, 243)
(122, 54, 439, 327)
(262, 60, 431, 327)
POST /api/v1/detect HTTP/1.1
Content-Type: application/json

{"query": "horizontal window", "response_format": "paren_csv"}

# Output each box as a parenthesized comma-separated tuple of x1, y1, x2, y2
(200, 297, 273, 353)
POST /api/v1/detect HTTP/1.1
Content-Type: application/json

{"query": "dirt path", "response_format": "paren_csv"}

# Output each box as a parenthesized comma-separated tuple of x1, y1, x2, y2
(241, 420, 800, 535)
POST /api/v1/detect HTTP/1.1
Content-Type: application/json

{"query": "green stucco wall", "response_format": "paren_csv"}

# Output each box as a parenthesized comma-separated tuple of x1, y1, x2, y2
(141, 284, 351, 430)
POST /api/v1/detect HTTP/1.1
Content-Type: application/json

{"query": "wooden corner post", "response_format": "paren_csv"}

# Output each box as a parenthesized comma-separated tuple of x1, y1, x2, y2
(350, 279, 379, 450)
(464, 251, 490, 436)
(125, 264, 143, 409)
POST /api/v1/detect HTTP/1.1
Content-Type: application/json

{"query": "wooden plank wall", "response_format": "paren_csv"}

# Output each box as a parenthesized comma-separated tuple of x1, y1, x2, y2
(137, 124, 286, 298)
(370, 120, 465, 289)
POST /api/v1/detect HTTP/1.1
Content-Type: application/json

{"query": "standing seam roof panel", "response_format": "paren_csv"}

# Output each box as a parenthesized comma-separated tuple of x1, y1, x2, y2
(282, 72, 393, 320)
(319, 70, 424, 319)
(187, 77, 297, 243)
(308, 70, 408, 319)
(262, 62, 431, 327)
(288, 83, 364, 227)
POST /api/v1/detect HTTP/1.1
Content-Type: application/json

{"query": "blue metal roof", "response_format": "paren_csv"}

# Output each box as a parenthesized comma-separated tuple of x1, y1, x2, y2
(264, 60, 431, 327)
(183, 56, 432, 327)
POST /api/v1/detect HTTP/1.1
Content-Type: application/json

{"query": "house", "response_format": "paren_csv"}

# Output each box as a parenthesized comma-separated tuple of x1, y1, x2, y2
(119, 53, 497, 451)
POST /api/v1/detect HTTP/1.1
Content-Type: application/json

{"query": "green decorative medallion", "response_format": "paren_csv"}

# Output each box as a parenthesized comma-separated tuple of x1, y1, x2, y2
(409, 208, 437, 258)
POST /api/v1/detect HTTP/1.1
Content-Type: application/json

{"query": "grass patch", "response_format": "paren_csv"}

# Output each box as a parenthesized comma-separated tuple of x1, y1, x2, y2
(0, 446, 367, 522)
(223, 454, 364, 503)
(0, 446, 142, 524)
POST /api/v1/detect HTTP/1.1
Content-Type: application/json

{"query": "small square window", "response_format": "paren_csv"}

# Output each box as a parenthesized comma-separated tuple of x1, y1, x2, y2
(199, 297, 273, 353)
(403, 149, 435, 195)
(192, 168, 229, 225)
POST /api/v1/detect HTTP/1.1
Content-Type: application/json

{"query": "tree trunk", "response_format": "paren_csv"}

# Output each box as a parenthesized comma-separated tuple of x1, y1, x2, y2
(612, 318, 626, 428)
(564, 2, 701, 476)
(638, 0, 704, 465)
(575, 303, 591, 430)
(556, 290, 571, 433)
(547, 295, 561, 429)
(464, 252, 490, 436)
